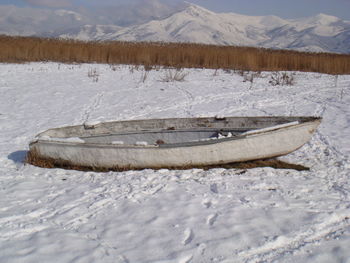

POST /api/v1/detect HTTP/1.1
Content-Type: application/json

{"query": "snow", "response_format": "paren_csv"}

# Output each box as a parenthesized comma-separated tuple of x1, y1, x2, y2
(83, 120, 101, 128)
(111, 141, 124, 145)
(98, 4, 350, 53)
(1, 4, 350, 53)
(135, 141, 149, 146)
(54, 9, 83, 21)
(39, 137, 85, 144)
(0, 62, 349, 262)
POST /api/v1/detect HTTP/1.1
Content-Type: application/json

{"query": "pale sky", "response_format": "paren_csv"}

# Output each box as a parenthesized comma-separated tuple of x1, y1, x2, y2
(1, 0, 350, 20)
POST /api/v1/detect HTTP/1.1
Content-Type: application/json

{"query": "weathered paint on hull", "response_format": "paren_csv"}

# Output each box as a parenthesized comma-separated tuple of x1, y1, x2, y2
(29, 118, 320, 170)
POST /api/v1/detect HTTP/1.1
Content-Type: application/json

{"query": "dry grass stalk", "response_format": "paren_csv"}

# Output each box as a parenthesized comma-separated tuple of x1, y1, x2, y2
(0, 36, 349, 74)
(160, 69, 188, 82)
(88, 68, 99, 82)
(269, 72, 295, 86)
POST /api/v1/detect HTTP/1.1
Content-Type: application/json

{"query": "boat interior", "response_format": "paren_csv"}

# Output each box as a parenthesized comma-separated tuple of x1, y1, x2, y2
(80, 129, 241, 145)
(37, 116, 320, 146)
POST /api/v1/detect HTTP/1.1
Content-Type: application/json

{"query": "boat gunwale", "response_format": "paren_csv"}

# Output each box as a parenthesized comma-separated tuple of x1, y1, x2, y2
(30, 118, 321, 149)
(37, 116, 321, 134)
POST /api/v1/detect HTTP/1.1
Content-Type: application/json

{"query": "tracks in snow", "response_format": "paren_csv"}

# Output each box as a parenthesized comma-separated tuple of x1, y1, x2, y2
(80, 92, 104, 124)
(175, 84, 195, 116)
(238, 213, 350, 263)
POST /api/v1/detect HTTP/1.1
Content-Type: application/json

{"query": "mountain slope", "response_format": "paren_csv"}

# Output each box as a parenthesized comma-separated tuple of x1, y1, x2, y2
(0, 4, 349, 53)
(100, 5, 350, 53)
(100, 5, 287, 45)
(0, 5, 94, 36)
(51, 25, 123, 41)
(0, 1, 184, 38)
(262, 14, 350, 53)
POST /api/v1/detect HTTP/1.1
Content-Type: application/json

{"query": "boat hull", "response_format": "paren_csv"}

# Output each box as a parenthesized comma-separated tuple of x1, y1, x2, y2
(29, 117, 321, 170)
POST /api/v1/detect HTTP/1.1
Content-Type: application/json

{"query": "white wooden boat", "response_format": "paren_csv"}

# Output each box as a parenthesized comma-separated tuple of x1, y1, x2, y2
(28, 116, 321, 170)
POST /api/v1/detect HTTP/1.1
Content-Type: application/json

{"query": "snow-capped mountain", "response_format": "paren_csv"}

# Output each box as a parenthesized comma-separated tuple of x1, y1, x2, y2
(0, 2, 184, 37)
(1, 4, 349, 53)
(50, 25, 123, 41)
(0, 5, 93, 36)
(262, 14, 350, 53)
(100, 4, 350, 53)
(101, 5, 288, 45)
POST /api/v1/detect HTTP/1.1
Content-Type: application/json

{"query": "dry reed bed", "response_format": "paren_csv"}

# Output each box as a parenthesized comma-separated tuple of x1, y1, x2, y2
(1, 35, 349, 74)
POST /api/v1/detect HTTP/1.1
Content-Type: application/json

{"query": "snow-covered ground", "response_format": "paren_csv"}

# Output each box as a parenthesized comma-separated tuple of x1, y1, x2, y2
(0, 63, 349, 263)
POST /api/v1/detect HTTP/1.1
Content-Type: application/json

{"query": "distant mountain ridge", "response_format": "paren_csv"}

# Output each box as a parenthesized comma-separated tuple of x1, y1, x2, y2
(1, 4, 349, 54)
(101, 4, 349, 53)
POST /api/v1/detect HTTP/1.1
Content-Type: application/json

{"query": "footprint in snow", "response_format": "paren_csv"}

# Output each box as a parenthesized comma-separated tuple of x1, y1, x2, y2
(197, 243, 206, 255)
(182, 228, 194, 245)
(239, 197, 250, 204)
(202, 199, 212, 208)
(179, 254, 193, 263)
(207, 213, 218, 226)
(210, 183, 218, 194)
(116, 255, 129, 263)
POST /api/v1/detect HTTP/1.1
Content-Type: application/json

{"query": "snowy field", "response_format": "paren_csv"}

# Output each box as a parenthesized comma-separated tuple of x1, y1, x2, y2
(0, 63, 349, 263)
